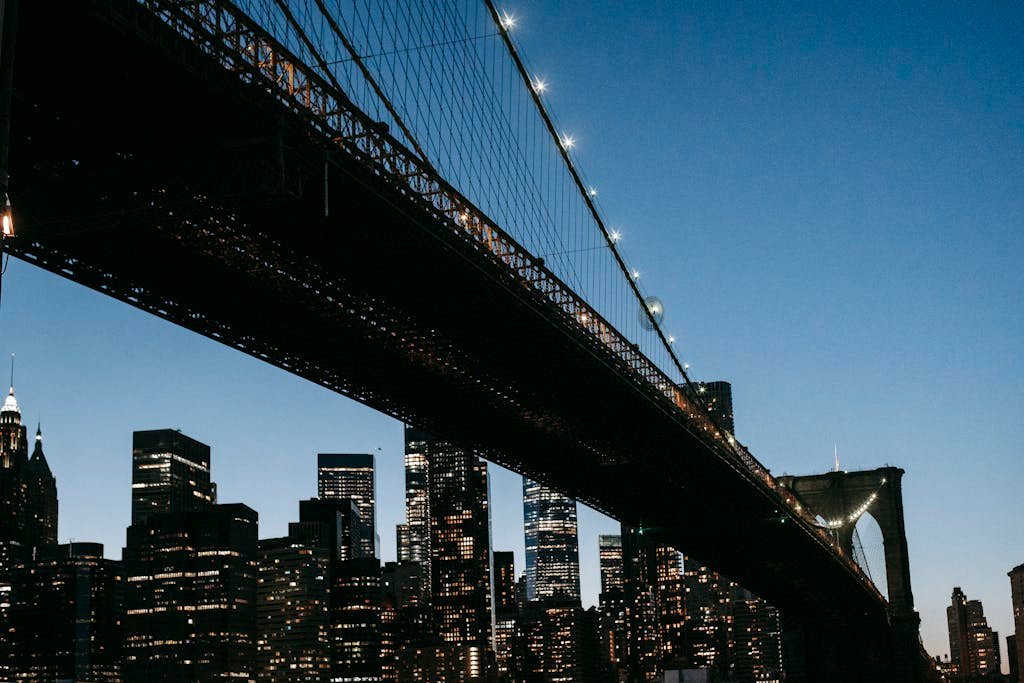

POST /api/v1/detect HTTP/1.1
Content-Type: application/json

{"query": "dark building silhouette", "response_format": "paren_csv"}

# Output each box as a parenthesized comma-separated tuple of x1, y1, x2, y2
(318, 453, 377, 557)
(947, 586, 1001, 680)
(25, 425, 57, 545)
(621, 526, 663, 681)
(1007, 634, 1018, 683)
(12, 542, 123, 681)
(0, 386, 30, 679)
(130, 429, 215, 525)
(597, 534, 629, 680)
(0, 385, 62, 678)
(523, 478, 580, 602)
(381, 561, 432, 682)
(1011, 564, 1024, 682)
(492, 551, 517, 677)
(731, 586, 784, 681)
(0, 386, 29, 544)
(123, 503, 258, 681)
(292, 497, 372, 561)
(259, 498, 383, 682)
(255, 538, 331, 681)
(517, 598, 604, 682)
(686, 380, 735, 434)
(332, 557, 383, 682)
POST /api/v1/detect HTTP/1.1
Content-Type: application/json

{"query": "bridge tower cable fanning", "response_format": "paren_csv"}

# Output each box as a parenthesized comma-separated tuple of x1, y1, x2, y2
(482, 0, 733, 443)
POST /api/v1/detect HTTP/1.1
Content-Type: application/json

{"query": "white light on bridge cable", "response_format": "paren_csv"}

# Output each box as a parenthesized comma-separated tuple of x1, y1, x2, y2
(639, 295, 665, 330)
(1, 196, 12, 238)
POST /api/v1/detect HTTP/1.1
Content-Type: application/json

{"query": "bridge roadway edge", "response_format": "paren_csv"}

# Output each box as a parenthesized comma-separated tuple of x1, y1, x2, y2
(6, 1, 916, 679)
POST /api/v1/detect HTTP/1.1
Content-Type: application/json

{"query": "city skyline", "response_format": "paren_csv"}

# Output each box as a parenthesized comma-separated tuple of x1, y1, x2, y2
(0, 0, 1020, 675)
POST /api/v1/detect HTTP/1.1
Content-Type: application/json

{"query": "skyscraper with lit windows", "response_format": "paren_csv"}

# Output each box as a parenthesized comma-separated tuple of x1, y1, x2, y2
(405, 427, 493, 680)
(130, 429, 215, 524)
(398, 430, 431, 596)
(947, 586, 1001, 679)
(523, 478, 581, 602)
(318, 453, 377, 558)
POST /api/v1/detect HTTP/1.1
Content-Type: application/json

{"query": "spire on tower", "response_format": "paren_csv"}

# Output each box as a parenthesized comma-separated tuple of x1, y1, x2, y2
(834, 444, 841, 473)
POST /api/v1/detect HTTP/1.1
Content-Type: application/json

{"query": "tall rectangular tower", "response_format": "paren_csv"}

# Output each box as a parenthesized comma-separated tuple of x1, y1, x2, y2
(522, 478, 581, 602)
(407, 428, 492, 673)
(131, 429, 215, 525)
(317, 453, 376, 558)
(399, 429, 431, 595)
(1010, 564, 1024, 681)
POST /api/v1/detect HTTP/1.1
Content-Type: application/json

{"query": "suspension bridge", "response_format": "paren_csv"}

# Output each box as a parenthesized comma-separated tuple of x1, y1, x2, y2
(0, 0, 929, 679)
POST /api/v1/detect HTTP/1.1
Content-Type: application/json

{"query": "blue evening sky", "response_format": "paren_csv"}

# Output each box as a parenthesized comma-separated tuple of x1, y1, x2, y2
(3, 0, 1021, 666)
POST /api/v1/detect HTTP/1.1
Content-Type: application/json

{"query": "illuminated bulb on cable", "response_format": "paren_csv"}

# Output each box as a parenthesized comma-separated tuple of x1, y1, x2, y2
(667, 335, 675, 344)
(684, 362, 690, 370)
(609, 230, 621, 243)
(588, 187, 597, 197)
(631, 269, 640, 279)
(532, 78, 547, 93)
(500, 12, 517, 30)
(1, 196, 12, 238)
(561, 134, 576, 149)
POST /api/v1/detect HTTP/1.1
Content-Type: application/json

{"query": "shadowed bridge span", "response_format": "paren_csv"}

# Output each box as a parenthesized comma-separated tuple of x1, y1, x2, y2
(4, 1, 923, 679)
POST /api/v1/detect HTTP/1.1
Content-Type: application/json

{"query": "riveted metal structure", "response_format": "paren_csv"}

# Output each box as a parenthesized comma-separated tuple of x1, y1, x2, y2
(3, 1, 929, 678)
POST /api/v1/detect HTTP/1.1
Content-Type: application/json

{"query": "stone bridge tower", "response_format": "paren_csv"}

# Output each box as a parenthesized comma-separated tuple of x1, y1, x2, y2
(777, 466, 924, 682)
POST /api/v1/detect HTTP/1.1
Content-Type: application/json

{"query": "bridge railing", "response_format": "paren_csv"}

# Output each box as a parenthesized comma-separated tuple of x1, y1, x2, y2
(139, 0, 882, 599)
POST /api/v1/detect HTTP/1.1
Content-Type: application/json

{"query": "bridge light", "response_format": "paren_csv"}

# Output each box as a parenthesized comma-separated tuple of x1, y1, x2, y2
(532, 78, 548, 93)
(560, 134, 576, 150)
(609, 230, 621, 243)
(684, 362, 690, 370)
(500, 12, 517, 30)
(631, 269, 640, 279)
(588, 187, 597, 197)
(668, 335, 675, 344)
(1, 196, 12, 238)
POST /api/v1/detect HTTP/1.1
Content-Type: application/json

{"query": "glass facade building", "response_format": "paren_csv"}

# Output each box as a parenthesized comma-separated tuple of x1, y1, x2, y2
(522, 478, 581, 602)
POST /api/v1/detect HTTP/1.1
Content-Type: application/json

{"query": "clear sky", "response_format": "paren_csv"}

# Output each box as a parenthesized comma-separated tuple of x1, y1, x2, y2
(3, 0, 1022, 668)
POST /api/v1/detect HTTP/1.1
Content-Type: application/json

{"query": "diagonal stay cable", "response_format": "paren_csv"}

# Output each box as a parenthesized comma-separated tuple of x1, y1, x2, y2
(481, 0, 713, 418)
(311, 0, 436, 172)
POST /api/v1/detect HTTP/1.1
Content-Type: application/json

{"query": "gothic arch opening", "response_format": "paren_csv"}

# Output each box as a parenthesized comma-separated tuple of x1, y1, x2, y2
(853, 512, 888, 601)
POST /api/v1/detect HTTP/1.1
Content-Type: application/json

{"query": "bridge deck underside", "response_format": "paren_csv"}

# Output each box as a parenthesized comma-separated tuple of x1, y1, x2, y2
(10, 0, 889, 641)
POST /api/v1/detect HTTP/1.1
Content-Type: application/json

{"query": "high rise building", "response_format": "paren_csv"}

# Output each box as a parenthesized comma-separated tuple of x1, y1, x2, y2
(599, 535, 624, 595)
(0, 383, 62, 678)
(0, 385, 30, 678)
(130, 429, 215, 525)
(523, 478, 581, 602)
(25, 425, 57, 545)
(1010, 564, 1024, 681)
(682, 556, 732, 672)
(255, 537, 332, 681)
(1008, 634, 1019, 683)
(597, 535, 629, 680)
(517, 599, 604, 682)
(332, 557, 383, 682)
(686, 380, 735, 434)
(381, 561, 432, 682)
(947, 586, 1002, 680)
(406, 427, 493, 680)
(655, 546, 687, 668)
(0, 385, 29, 544)
(398, 432, 431, 595)
(123, 503, 258, 681)
(493, 551, 517, 676)
(730, 586, 784, 682)
(621, 526, 663, 681)
(318, 453, 377, 557)
(292, 497, 372, 561)
(11, 542, 123, 681)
